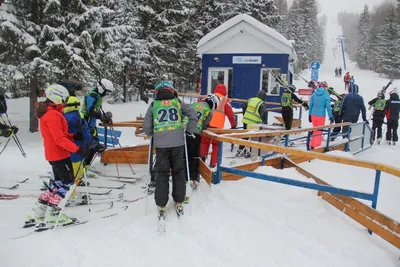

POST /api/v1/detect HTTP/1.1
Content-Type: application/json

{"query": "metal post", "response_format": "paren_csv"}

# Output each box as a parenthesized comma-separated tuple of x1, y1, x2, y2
(338, 37, 347, 70)
(369, 170, 381, 235)
(215, 141, 224, 184)
(361, 122, 366, 150)
(325, 128, 331, 152)
(306, 131, 312, 151)
(299, 105, 303, 122)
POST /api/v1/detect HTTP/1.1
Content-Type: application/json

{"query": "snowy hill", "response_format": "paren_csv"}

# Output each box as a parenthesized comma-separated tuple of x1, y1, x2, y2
(1, 12, 400, 267)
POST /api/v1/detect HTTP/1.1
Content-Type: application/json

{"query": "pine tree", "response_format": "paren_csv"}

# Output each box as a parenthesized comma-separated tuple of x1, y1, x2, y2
(275, 0, 289, 36)
(356, 5, 371, 69)
(379, 7, 399, 78)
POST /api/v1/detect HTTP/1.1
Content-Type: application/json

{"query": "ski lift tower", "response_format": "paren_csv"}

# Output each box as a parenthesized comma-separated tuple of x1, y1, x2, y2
(337, 35, 347, 70)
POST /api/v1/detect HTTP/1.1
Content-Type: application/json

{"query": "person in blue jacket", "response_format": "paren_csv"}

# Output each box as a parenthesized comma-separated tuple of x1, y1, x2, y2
(308, 81, 334, 149)
(63, 96, 98, 184)
(340, 83, 367, 134)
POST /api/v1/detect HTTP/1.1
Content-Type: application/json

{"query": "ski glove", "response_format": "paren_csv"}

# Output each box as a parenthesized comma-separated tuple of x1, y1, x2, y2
(302, 103, 309, 111)
(308, 115, 312, 123)
(329, 117, 334, 124)
(77, 147, 91, 158)
(74, 131, 84, 141)
(185, 131, 195, 139)
(101, 111, 113, 124)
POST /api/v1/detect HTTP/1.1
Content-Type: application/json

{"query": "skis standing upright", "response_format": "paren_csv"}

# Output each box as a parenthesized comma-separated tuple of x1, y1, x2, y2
(263, 66, 295, 93)
(369, 79, 394, 110)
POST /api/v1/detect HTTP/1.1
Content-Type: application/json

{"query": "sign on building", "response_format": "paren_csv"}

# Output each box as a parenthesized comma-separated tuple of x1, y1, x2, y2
(232, 56, 262, 64)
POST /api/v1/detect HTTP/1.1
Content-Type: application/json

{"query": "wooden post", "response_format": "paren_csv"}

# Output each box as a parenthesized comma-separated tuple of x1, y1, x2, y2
(29, 73, 38, 133)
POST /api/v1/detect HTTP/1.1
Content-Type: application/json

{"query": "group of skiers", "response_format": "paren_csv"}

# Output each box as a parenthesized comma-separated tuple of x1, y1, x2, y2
(23, 79, 115, 227)
(343, 72, 355, 90)
(334, 67, 343, 77)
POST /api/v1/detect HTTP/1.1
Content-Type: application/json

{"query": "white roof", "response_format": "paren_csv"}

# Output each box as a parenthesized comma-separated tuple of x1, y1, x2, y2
(197, 14, 296, 58)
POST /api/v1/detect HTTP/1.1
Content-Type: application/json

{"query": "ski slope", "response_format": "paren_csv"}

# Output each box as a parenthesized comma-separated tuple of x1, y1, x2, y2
(1, 13, 399, 267)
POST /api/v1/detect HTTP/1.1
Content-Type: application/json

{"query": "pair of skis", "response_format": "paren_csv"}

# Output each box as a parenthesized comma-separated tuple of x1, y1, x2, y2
(0, 178, 30, 190)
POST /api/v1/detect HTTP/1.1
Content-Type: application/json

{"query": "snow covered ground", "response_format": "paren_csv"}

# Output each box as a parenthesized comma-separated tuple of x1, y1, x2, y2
(1, 13, 400, 267)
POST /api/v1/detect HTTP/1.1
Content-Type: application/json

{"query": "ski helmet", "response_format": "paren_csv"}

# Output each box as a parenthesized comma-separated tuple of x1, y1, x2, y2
(45, 84, 69, 105)
(319, 81, 328, 89)
(390, 88, 398, 95)
(154, 81, 177, 99)
(288, 84, 296, 93)
(97, 79, 114, 95)
(205, 94, 220, 110)
(63, 96, 81, 113)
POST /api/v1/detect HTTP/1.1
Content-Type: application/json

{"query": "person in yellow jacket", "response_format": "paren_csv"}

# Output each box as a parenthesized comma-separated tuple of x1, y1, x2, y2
(200, 84, 236, 168)
(236, 90, 268, 157)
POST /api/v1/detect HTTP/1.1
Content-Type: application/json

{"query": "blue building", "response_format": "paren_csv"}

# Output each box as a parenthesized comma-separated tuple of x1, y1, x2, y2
(197, 14, 297, 108)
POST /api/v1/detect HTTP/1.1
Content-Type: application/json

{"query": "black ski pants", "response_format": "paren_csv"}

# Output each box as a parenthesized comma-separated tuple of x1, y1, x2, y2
(184, 133, 201, 182)
(154, 146, 186, 207)
(238, 123, 250, 151)
(49, 157, 75, 185)
(372, 117, 384, 141)
(332, 111, 342, 137)
(282, 107, 293, 130)
(84, 127, 99, 166)
(386, 120, 399, 142)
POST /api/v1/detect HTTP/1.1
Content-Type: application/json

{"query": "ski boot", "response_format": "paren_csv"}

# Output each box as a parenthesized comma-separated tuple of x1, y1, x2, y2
(393, 142, 396, 146)
(235, 149, 244, 157)
(66, 191, 90, 207)
(35, 209, 75, 230)
(146, 181, 156, 195)
(387, 141, 392, 145)
(24, 202, 47, 228)
(190, 180, 199, 190)
(175, 202, 184, 218)
(377, 138, 381, 145)
(244, 150, 251, 158)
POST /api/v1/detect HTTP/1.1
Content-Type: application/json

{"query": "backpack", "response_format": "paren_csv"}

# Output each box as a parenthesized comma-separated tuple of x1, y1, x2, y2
(0, 95, 7, 114)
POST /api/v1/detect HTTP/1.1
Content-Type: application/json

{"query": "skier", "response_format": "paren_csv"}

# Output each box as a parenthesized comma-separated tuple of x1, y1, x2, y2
(80, 79, 114, 168)
(63, 96, 99, 186)
(385, 90, 400, 145)
(308, 81, 334, 149)
(335, 68, 338, 77)
(200, 84, 236, 168)
(338, 67, 342, 76)
(0, 94, 18, 137)
(27, 84, 91, 227)
(280, 85, 309, 130)
(344, 72, 351, 90)
(143, 81, 197, 218)
(235, 90, 268, 158)
(331, 94, 346, 140)
(183, 94, 219, 188)
(350, 76, 355, 86)
(340, 83, 367, 134)
(368, 92, 388, 144)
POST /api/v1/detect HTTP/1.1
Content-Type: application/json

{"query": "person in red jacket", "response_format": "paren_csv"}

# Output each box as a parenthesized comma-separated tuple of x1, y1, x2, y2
(200, 84, 236, 168)
(26, 84, 90, 228)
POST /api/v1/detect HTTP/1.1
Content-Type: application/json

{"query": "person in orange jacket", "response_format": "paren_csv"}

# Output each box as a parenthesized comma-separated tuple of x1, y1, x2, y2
(344, 72, 351, 90)
(200, 84, 236, 168)
(26, 84, 91, 228)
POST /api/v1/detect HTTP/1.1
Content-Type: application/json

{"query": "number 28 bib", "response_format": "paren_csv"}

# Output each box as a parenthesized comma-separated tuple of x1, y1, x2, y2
(152, 99, 183, 132)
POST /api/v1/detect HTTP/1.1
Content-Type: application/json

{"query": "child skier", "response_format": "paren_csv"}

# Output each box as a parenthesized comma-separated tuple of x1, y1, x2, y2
(368, 92, 387, 144)
(143, 81, 197, 218)
(81, 79, 114, 167)
(281, 85, 309, 130)
(184, 94, 219, 188)
(27, 84, 90, 227)
(63, 96, 99, 187)
(385, 90, 400, 145)
(236, 90, 268, 158)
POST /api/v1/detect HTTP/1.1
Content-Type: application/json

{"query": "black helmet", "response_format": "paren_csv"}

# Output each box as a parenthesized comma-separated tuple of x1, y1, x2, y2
(256, 90, 267, 101)
(288, 84, 296, 93)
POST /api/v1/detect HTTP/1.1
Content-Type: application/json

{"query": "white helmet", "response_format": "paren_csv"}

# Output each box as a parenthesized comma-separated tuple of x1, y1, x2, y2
(205, 94, 220, 110)
(97, 78, 114, 94)
(45, 84, 69, 105)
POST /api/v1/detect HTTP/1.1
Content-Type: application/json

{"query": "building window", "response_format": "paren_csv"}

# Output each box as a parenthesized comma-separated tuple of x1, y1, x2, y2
(261, 68, 281, 96)
(208, 68, 232, 96)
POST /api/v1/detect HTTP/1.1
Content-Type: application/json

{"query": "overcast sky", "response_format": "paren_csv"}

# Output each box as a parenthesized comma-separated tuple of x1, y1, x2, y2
(317, 0, 395, 14)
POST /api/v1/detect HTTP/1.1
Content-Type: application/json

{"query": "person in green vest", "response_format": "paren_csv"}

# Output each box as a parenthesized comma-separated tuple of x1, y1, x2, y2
(368, 92, 388, 144)
(80, 78, 114, 167)
(143, 81, 197, 220)
(183, 94, 219, 189)
(281, 84, 309, 130)
(235, 90, 268, 158)
(331, 93, 346, 140)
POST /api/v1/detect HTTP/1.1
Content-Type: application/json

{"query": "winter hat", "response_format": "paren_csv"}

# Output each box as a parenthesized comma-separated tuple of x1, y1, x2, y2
(214, 84, 227, 96)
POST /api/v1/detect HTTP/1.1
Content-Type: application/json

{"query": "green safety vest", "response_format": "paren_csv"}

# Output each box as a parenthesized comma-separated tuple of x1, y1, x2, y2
(152, 98, 183, 132)
(242, 97, 264, 125)
(281, 92, 293, 107)
(81, 90, 102, 116)
(183, 102, 211, 132)
(333, 99, 342, 112)
(373, 99, 386, 111)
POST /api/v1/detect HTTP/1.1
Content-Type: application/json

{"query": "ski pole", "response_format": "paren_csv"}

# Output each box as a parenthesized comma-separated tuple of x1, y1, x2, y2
(110, 125, 136, 176)
(183, 133, 192, 216)
(145, 137, 153, 216)
(83, 165, 92, 213)
(0, 135, 12, 155)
